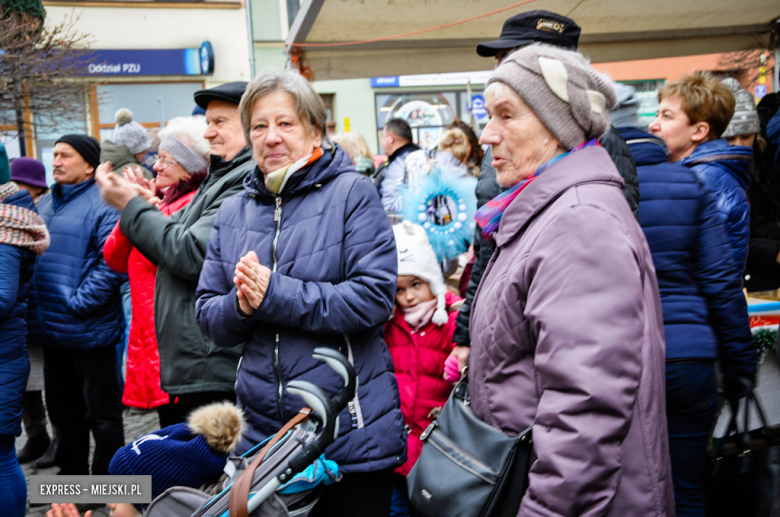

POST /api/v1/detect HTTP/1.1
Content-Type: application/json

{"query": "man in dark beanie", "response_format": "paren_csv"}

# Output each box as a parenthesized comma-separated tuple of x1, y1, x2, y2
(96, 82, 253, 423)
(26, 134, 126, 475)
(449, 10, 640, 369)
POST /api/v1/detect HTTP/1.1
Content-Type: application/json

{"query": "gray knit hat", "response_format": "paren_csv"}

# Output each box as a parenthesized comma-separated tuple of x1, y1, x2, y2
(611, 83, 641, 129)
(721, 78, 760, 138)
(159, 136, 209, 175)
(487, 44, 617, 150)
(113, 109, 152, 155)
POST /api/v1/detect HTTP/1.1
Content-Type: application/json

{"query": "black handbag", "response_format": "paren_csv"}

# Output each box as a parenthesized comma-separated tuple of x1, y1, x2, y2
(407, 369, 533, 517)
(704, 387, 780, 517)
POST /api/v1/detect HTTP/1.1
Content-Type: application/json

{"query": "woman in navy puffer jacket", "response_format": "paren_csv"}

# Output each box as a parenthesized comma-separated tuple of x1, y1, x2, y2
(650, 73, 753, 273)
(195, 69, 405, 517)
(0, 182, 49, 517)
(616, 83, 755, 514)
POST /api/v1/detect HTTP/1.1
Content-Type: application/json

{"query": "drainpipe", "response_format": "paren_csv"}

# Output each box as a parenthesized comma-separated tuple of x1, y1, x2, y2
(245, 0, 256, 77)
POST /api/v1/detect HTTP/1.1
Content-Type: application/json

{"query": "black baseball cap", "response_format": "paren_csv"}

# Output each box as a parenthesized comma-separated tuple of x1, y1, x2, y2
(193, 81, 249, 110)
(476, 10, 581, 57)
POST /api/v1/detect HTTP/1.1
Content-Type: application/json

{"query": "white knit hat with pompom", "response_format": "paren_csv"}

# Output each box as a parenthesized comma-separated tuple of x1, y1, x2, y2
(393, 221, 448, 325)
(113, 108, 152, 155)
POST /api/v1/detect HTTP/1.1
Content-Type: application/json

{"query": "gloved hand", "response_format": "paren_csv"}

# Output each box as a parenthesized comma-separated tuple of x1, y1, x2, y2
(443, 354, 461, 383)
(722, 374, 756, 400)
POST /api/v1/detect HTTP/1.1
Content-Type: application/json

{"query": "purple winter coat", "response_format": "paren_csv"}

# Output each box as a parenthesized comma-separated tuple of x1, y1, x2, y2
(469, 146, 675, 517)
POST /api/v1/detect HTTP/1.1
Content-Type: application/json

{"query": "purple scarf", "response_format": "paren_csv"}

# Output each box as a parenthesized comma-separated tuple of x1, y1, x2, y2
(475, 139, 600, 239)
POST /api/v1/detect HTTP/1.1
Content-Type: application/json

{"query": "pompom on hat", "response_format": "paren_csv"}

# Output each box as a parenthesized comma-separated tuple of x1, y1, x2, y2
(393, 221, 448, 325)
(721, 78, 760, 138)
(109, 402, 245, 501)
(487, 44, 617, 150)
(113, 108, 152, 155)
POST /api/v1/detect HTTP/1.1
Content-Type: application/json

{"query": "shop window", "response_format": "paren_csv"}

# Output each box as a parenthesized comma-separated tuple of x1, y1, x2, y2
(320, 93, 336, 134)
(287, 0, 300, 27)
(375, 91, 458, 151)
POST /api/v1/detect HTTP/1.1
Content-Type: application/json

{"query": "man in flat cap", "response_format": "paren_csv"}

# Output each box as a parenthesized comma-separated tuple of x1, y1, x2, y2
(96, 82, 253, 423)
(450, 10, 640, 368)
(27, 134, 127, 475)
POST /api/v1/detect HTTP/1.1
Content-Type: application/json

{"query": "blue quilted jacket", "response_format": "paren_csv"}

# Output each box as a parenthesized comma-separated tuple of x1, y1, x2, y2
(622, 128, 755, 374)
(0, 190, 37, 435)
(196, 146, 406, 473)
(680, 139, 753, 273)
(27, 179, 126, 349)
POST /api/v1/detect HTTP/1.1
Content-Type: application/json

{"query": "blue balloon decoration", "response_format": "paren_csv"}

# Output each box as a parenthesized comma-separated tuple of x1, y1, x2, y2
(400, 164, 477, 261)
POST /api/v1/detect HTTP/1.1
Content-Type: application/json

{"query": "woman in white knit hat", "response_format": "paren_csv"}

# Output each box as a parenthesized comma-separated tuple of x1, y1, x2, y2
(101, 116, 210, 429)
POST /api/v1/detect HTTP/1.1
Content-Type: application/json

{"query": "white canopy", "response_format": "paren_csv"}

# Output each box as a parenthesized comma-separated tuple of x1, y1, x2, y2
(286, 0, 779, 80)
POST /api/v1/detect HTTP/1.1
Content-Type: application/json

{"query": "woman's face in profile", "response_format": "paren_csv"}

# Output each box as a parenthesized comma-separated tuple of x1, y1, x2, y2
(249, 90, 322, 175)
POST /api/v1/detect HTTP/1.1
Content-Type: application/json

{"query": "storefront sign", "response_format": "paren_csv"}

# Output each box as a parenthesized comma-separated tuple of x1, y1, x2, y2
(81, 42, 214, 76)
(470, 94, 487, 120)
(372, 71, 492, 88)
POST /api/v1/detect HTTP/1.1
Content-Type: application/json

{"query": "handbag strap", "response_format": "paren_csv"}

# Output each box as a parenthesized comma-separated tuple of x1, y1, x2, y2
(229, 408, 311, 517)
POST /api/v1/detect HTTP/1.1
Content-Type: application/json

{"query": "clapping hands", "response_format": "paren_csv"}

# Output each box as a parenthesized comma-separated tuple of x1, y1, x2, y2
(95, 162, 160, 210)
(234, 251, 271, 316)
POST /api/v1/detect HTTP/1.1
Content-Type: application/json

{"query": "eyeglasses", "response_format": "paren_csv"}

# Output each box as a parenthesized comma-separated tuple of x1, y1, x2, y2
(155, 156, 179, 168)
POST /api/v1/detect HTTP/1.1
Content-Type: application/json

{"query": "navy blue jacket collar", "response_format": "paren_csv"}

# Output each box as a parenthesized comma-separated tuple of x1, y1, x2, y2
(617, 127, 669, 167)
(244, 145, 356, 200)
(681, 139, 753, 190)
(52, 178, 95, 209)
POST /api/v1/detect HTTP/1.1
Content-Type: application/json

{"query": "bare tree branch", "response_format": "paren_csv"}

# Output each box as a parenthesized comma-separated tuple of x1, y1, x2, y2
(0, 9, 98, 154)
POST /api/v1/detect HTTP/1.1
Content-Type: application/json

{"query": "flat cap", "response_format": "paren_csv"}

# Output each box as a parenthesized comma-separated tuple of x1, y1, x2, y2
(194, 82, 248, 110)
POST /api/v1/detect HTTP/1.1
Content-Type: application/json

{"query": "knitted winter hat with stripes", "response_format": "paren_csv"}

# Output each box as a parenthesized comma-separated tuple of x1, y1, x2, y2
(488, 44, 617, 150)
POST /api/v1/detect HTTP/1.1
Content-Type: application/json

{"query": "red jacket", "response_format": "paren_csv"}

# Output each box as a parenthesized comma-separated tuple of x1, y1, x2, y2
(384, 291, 461, 476)
(103, 192, 196, 409)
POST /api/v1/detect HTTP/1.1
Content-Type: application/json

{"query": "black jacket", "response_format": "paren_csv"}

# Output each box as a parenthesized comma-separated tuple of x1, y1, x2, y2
(120, 148, 255, 394)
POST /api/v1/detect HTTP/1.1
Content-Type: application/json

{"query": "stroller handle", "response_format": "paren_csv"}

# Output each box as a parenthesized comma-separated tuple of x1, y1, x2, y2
(277, 349, 356, 484)
(312, 347, 358, 413)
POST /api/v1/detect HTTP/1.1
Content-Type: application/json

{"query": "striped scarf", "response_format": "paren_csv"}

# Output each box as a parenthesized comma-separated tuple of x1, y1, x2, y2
(475, 139, 600, 239)
(0, 182, 50, 255)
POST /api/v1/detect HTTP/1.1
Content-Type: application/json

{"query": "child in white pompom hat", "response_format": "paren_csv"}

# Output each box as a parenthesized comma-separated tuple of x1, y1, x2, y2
(385, 221, 463, 514)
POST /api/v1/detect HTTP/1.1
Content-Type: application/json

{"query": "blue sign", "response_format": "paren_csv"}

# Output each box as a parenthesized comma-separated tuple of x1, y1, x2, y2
(371, 76, 400, 87)
(756, 85, 767, 98)
(200, 41, 214, 76)
(79, 43, 213, 76)
(471, 94, 487, 120)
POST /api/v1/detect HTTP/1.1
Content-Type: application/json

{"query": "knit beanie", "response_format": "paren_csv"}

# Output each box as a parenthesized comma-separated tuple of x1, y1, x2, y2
(610, 83, 641, 129)
(109, 402, 244, 501)
(393, 221, 448, 325)
(55, 134, 101, 169)
(721, 78, 760, 138)
(159, 136, 209, 175)
(113, 109, 152, 155)
(488, 44, 617, 150)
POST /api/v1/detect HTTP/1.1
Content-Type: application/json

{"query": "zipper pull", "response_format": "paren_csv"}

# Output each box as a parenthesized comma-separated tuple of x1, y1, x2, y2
(274, 197, 282, 222)
(420, 420, 437, 441)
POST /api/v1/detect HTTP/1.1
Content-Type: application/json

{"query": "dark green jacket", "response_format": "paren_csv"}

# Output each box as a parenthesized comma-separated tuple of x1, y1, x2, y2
(100, 140, 154, 179)
(120, 147, 254, 394)
(0, 144, 10, 184)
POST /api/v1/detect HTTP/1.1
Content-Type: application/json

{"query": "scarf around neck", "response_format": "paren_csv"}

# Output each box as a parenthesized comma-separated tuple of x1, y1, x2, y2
(0, 182, 50, 255)
(475, 138, 600, 239)
(264, 148, 323, 195)
(403, 298, 439, 332)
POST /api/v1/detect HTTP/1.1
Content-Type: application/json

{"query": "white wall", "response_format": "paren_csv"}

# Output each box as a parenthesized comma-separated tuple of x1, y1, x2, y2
(45, 6, 252, 85)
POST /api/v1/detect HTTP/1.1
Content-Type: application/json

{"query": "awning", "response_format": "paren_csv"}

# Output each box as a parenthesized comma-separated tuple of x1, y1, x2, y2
(286, 0, 779, 81)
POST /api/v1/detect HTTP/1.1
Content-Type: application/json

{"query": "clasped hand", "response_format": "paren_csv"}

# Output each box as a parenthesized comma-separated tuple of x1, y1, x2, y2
(234, 251, 271, 316)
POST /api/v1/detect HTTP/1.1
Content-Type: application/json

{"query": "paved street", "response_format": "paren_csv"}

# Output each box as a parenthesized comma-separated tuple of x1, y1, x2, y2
(16, 404, 160, 517)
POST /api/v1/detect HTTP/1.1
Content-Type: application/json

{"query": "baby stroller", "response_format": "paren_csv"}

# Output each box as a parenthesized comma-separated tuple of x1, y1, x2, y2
(144, 347, 357, 517)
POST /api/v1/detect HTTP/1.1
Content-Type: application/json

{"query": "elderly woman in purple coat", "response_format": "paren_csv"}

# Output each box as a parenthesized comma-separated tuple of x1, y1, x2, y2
(466, 45, 675, 516)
